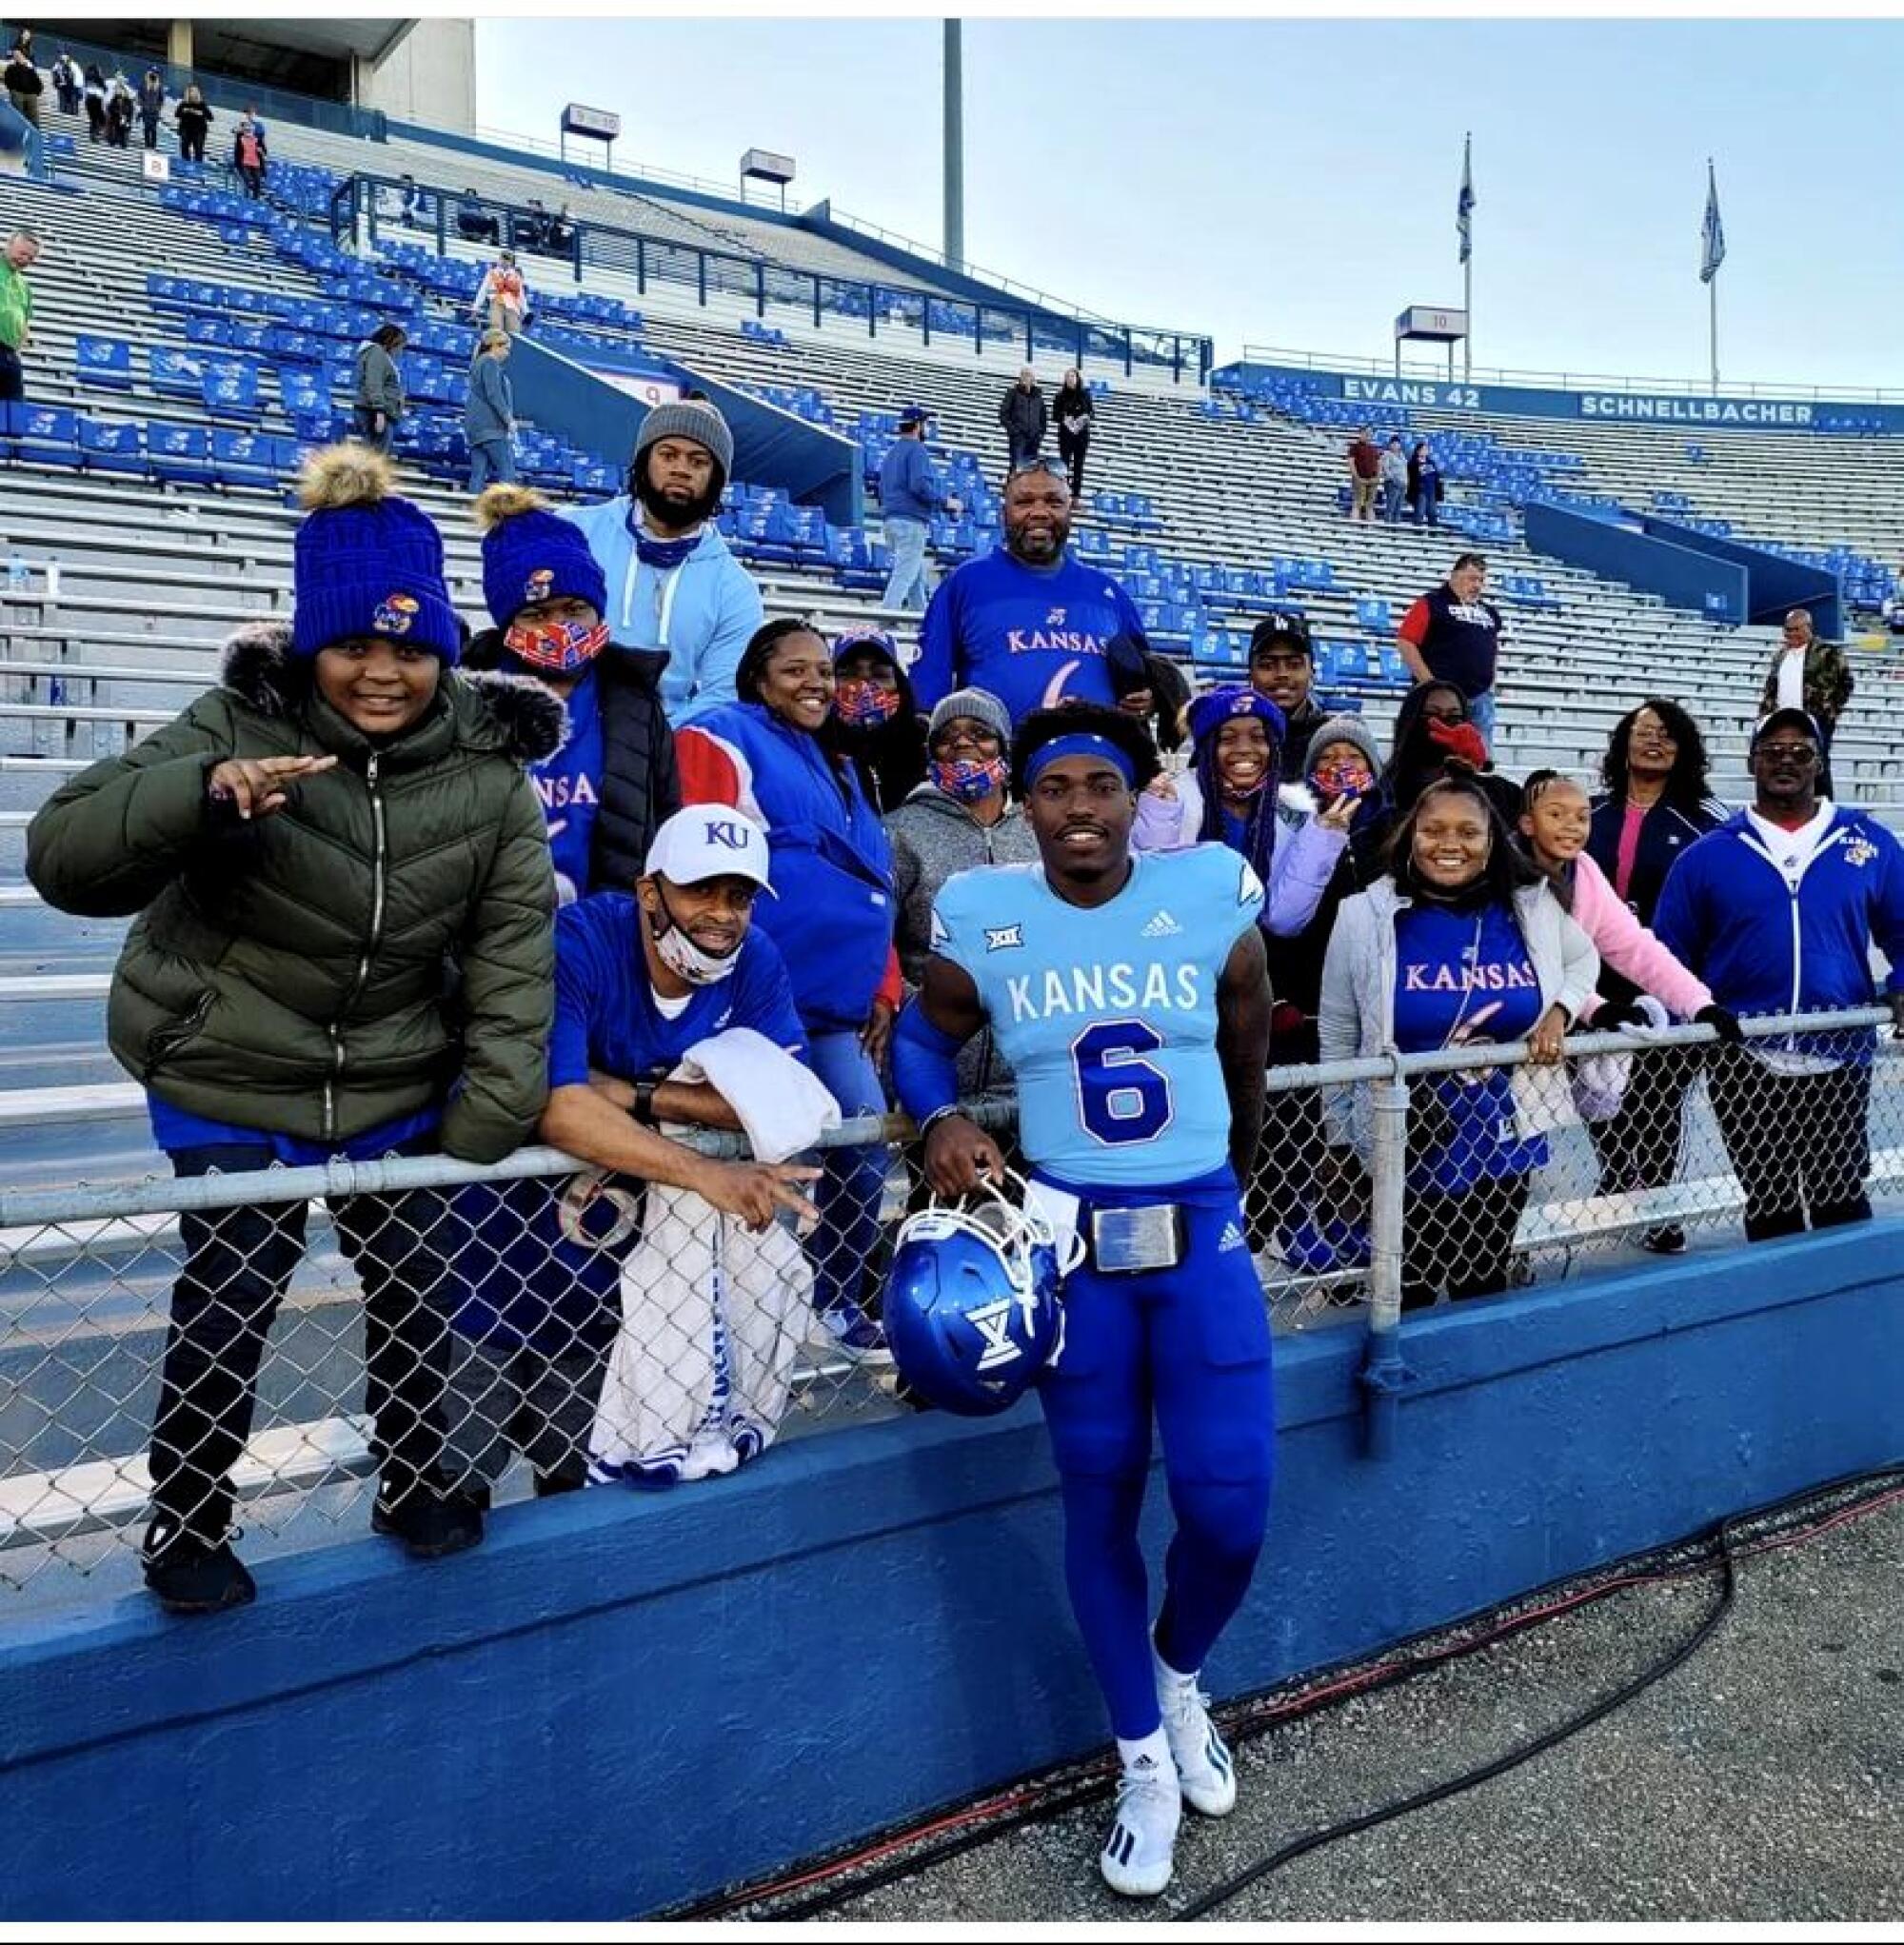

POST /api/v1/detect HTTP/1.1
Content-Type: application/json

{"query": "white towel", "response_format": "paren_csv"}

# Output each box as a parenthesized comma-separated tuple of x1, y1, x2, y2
(678, 1025, 843, 1163)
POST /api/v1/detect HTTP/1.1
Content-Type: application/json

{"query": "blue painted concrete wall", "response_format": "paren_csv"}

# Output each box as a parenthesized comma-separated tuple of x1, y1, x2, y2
(1214, 359, 1897, 432)
(4, 1227, 1902, 1919)
(509, 336, 863, 528)
(1639, 513, 1843, 638)
(1525, 499, 1749, 624)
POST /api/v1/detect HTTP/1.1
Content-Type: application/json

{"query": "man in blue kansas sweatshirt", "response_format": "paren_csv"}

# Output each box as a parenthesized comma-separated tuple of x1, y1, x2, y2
(1654, 707, 1904, 1240)
(909, 458, 1151, 726)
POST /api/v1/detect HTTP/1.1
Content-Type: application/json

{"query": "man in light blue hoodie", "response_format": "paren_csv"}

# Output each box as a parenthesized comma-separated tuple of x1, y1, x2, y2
(561, 398, 764, 725)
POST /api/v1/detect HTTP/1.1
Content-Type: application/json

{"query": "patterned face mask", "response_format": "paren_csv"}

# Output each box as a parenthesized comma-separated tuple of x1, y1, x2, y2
(1313, 759, 1373, 803)
(505, 616, 610, 673)
(834, 678, 903, 726)
(932, 755, 1007, 804)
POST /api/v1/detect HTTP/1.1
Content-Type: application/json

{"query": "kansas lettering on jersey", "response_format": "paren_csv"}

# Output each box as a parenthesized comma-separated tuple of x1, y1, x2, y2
(910, 547, 1150, 724)
(930, 844, 1264, 1187)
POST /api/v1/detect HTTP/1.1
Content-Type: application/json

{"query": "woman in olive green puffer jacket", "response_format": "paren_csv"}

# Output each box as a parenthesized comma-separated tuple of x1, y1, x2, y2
(29, 614, 564, 1161)
(24, 446, 566, 1612)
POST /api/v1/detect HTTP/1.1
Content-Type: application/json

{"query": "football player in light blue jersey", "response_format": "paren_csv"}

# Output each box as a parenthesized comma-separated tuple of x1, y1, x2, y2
(891, 704, 1275, 1898)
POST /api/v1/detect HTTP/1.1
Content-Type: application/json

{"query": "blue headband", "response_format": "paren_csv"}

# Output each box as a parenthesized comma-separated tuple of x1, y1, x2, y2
(1023, 731, 1138, 789)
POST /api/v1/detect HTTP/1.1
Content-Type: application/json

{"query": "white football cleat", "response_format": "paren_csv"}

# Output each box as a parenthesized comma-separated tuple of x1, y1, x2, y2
(1154, 1644, 1238, 1816)
(1099, 1750, 1181, 1897)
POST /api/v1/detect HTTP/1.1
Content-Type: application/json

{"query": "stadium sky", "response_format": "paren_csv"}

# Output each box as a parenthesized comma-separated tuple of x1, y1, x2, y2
(474, 16, 1904, 398)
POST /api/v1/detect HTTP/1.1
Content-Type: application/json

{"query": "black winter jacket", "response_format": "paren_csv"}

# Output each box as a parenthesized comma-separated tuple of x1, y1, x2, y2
(1585, 791, 1727, 1007)
(999, 384, 1047, 447)
(466, 627, 680, 892)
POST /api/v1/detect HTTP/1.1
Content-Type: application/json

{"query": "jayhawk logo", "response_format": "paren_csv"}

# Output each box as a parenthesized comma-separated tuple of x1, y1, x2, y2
(1045, 607, 1067, 626)
(374, 592, 421, 636)
(1230, 692, 1258, 715)
(1844, 834, 1879, 868)
(524, 568, 555, 605)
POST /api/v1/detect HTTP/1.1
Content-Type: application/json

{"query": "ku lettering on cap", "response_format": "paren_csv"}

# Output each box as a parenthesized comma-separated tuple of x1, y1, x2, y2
(644, 805, 777, 895)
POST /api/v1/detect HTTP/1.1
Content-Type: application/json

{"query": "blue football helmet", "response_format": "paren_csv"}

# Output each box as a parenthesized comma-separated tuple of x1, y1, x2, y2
(883, 1176, 1078, 1416)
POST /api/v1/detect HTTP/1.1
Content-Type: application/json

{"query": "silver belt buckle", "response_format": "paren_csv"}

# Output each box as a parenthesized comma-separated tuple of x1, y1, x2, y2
(1090, 1203, 1183, 1274)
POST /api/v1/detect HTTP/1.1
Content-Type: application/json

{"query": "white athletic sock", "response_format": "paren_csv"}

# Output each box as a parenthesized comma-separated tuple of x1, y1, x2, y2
(1117, 1726, 1173, 1774)
(1153, 1639, 1200, 1691)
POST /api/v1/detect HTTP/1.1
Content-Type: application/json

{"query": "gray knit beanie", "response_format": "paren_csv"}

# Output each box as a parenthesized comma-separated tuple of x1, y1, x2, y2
(1302, 713, 1381, 781)
(633, 398, 735, 479)
(928, 686, 1012, 747)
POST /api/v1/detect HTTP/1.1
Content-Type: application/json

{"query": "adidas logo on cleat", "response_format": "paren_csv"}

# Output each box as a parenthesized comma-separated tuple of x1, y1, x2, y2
(1140, 909, 1183, 939)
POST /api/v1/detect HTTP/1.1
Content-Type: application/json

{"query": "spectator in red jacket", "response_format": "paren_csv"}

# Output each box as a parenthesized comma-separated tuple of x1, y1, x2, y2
(1346, 426, 1380, 522)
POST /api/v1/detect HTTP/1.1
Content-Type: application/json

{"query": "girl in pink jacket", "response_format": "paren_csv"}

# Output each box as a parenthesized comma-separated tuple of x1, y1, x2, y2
(1518, 770, 1739, 1035)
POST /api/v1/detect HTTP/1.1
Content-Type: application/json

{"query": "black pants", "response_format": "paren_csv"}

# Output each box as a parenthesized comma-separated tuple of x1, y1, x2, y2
(0, 346, 21, 404)
(239, 164, 264, 198)
(1006, 435, 1041, 474)
(140, 110, 160, 149)
(1705, 1049, 1872, 1241)
(1401, 1173, 1531, 1311)
(1058, 428, 1090, 499)
(85, 101, 104, 141)
(179, 128, 205, 163)
(1587, 1044, 1699, 1197)
(149, 1142, 459, 1538)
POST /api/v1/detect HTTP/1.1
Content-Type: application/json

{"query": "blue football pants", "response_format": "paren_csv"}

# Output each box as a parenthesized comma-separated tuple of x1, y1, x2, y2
(1037, 1190, 1276, 1740)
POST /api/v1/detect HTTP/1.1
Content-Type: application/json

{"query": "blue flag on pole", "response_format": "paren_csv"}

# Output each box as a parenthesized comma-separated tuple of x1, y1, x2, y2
(1700, 160, 1725, 284)
(1458, 133, 1475, 266)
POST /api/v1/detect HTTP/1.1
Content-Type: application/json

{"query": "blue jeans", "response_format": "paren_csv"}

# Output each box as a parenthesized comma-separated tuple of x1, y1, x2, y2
(1466, 686, 1497, 750)
(468, 437, 516, 493)
(882, 515, 930, 612)
(805, 1029, 889, 1321)
(1381, 480, 1405, 522)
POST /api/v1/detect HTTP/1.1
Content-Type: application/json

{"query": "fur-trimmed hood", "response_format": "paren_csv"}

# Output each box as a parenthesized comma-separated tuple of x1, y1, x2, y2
(218, 620, 566, 767)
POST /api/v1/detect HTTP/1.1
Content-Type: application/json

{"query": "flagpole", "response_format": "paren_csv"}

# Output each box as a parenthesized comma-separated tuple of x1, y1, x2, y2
(1461, 131, 1473, 381)
(1710, 275, 1717, 395)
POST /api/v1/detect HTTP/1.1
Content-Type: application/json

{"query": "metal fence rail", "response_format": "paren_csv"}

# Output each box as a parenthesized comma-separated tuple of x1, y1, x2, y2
(2, 1007, 1896, 1598)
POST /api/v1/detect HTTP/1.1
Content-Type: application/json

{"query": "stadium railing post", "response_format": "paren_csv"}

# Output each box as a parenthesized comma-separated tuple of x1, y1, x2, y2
(1360, 1066, 1412, 1460)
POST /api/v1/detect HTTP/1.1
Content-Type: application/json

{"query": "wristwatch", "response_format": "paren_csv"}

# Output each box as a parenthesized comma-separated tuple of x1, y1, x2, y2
(632, 1080, 657, 1124)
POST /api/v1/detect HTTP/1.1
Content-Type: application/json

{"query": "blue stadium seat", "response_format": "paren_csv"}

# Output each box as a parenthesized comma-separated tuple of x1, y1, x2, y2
(213, 429, 276, 489)
(80, 419, 147, 477)
(202, 364, 262, 418)
(149, 346, 206, 400)
(150, 424, 217, 486)
(10, 405, 80, 468)
(74, 336, 134, 390)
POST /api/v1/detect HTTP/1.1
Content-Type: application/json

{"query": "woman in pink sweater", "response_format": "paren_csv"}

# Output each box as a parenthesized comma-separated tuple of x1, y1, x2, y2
(1518, 770, 1740, 1033)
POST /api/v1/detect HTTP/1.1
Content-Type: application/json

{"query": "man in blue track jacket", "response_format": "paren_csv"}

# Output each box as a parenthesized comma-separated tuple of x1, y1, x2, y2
(1654, 707, 1904, 1240)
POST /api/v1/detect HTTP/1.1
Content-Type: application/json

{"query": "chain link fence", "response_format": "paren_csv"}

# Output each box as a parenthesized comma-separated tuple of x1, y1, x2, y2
(2, 1008, 1898, 1600)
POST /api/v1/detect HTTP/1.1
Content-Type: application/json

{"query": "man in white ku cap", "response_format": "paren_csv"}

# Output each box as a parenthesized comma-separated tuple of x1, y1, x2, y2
(442, 807, 820, 1501)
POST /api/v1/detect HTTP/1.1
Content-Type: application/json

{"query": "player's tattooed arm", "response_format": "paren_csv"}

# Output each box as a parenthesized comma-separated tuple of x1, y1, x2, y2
(1216, 925, 1272, 1186)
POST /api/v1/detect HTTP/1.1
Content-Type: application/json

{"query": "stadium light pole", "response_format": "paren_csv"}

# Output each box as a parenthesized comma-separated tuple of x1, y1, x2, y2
(943, 19, 965, 275)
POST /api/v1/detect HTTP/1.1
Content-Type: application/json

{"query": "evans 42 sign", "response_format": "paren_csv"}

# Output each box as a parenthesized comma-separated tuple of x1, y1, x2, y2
(1337, 374, 1819, 426)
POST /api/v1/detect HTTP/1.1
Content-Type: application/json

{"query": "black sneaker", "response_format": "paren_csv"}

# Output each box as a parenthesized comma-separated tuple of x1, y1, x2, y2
(372, 1476, 485, 1559)
(1640, 1224, 1688, 1256)
(142, 1515, 257, 1615)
